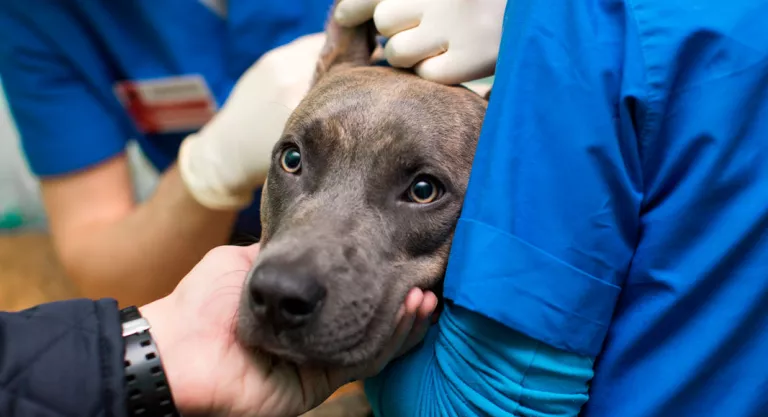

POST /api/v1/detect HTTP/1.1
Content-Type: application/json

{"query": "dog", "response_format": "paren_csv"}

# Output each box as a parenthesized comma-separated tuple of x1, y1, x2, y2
(236, 2, 489, 415)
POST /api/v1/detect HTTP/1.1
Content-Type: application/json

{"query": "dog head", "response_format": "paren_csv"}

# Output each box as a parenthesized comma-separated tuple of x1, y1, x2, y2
(236, 9, 488, 367)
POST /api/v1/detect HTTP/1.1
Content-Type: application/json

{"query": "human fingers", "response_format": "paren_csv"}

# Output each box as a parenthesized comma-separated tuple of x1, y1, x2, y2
(384, 25, 446, 69)
(418, 290, 438, 321)
(326, 289, 425, 386)
(394, 290, 438, 357)
(368, 289, 423, 372)
(326, 291, 419, 386)
(241, 242, 262, 261)
(403, 287, 426, 316)
(372, 0, 423, 37)
(334, 0, 382, 27)
(415, 49, 496, 85)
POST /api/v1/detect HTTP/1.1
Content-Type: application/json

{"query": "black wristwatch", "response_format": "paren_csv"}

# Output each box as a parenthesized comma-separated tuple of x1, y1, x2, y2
(120, 306, 180, 417)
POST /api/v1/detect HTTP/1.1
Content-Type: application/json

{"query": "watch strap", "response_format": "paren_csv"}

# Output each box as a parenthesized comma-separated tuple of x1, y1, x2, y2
(121, 306, 180, 417)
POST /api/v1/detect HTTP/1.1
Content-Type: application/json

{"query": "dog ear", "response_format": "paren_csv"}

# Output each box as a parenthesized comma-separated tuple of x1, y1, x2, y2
(312, 1, 378, 86)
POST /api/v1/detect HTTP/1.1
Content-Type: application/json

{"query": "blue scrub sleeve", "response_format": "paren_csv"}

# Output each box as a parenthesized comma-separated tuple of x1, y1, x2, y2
(365, 303, 594, 416)
(443, 0, 646, 357)
(366, 0, 649, 412)
(0, 4, 128, 177)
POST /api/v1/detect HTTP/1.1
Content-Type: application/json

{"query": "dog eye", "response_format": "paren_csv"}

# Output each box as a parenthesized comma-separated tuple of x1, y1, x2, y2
(407, 176, 441, 204)
(280, 147, 302, 173)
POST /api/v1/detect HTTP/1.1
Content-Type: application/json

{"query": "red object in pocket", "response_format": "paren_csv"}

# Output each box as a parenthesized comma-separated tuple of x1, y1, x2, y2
(114, 75, 218, 135)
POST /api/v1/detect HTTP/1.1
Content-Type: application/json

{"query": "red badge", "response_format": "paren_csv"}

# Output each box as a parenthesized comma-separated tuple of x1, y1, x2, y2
(114, 75, 219, 135)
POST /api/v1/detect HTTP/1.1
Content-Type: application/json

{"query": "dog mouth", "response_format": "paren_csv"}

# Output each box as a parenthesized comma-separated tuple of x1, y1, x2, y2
(238, 238, 440, 367)
(240, 320, 381, 367)
(255, 335, 375, 367)
(237, 288, 396, 367)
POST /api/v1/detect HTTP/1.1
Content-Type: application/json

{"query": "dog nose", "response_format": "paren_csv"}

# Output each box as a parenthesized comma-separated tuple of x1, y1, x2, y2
(248, 264, 327, 330)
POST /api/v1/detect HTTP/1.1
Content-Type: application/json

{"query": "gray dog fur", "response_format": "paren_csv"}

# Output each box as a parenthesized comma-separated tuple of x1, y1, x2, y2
(236, 10, 488, 368)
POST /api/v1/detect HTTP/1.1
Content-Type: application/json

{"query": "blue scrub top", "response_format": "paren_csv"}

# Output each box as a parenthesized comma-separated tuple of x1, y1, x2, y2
(0, 0, 333, 237)
(443, 0, 768, 415)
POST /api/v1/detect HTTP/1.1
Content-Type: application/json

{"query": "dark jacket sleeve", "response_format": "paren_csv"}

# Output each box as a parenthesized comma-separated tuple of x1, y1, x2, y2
(0, 298, 127, 417)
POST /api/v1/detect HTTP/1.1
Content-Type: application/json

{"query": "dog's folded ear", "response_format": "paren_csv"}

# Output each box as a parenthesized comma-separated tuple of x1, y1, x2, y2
(312, 0, 378, 86)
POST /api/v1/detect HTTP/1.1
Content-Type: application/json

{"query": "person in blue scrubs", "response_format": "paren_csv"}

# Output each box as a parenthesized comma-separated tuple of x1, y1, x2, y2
(339, 0, 768, 416)
(0, 1, 333, 306)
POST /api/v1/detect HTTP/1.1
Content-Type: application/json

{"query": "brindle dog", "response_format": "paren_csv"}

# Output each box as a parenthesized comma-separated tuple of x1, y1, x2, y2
(236, 2, 489, 415)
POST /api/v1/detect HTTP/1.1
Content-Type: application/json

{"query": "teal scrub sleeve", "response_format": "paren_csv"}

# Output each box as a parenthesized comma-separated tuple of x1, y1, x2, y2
(443, 0, 647, 357)
(0, 3, 129, 177)
(365, 303, 594, 416)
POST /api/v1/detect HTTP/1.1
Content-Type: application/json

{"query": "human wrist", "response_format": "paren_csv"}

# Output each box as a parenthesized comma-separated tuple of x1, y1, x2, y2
(120, 301, 181, 417)
(137, 297, 174, 366)
(135, 297, 198, 415)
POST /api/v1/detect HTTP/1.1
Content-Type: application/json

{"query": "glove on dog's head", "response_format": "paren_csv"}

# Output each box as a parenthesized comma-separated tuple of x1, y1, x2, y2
(236, 2, 488, 366)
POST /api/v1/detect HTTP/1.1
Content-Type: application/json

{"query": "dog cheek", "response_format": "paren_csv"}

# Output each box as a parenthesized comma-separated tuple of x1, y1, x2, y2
(354, 267, 412, 346)
(326, 273, 380, 332)
(307, 271, 384, 361)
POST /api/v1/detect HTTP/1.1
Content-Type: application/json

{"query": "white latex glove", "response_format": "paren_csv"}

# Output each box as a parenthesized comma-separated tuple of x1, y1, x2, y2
(334, 0, 506, 85)
(178, 33, 325, 210)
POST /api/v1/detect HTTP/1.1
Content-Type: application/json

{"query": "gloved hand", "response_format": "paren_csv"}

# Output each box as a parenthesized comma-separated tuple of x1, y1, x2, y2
(178, 33, 325, 211)
(334, 0, 507, 85)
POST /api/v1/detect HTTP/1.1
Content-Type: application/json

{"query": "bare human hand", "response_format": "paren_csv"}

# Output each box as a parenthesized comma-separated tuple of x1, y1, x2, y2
(140, 244, 437, 417)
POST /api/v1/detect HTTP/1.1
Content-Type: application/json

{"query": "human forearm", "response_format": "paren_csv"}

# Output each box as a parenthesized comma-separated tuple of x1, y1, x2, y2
(366, 304, 594, 417)
(60, 35, 325, 307)
(58, 165, 237, 307)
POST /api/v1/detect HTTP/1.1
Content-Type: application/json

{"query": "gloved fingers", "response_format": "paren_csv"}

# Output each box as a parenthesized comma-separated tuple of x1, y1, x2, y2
(372, 0, 425, 38)
(415, 49, 496, 85)
(384, 26, 447, 69)
(334, 0, 382, 27)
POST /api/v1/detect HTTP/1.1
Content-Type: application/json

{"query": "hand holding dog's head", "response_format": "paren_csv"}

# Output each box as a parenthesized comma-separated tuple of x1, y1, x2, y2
(236, 4, 488, 367)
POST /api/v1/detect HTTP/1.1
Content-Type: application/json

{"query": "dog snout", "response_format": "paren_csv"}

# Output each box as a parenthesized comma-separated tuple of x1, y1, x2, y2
(248, 262, 327, 331)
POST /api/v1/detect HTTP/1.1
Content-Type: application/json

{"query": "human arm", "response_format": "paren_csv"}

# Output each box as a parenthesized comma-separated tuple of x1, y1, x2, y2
(0, 6, 235, 307)
(0, 298, 127, 417)
(40, 28, 325, 306)
(365, 0, 647, 413)
(40, 159, 235, 307)
(0, 4, 324, 307)
(0, 244, 437, 417)
(136, 244, 437, 417)
(365, 303, 593, 416)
